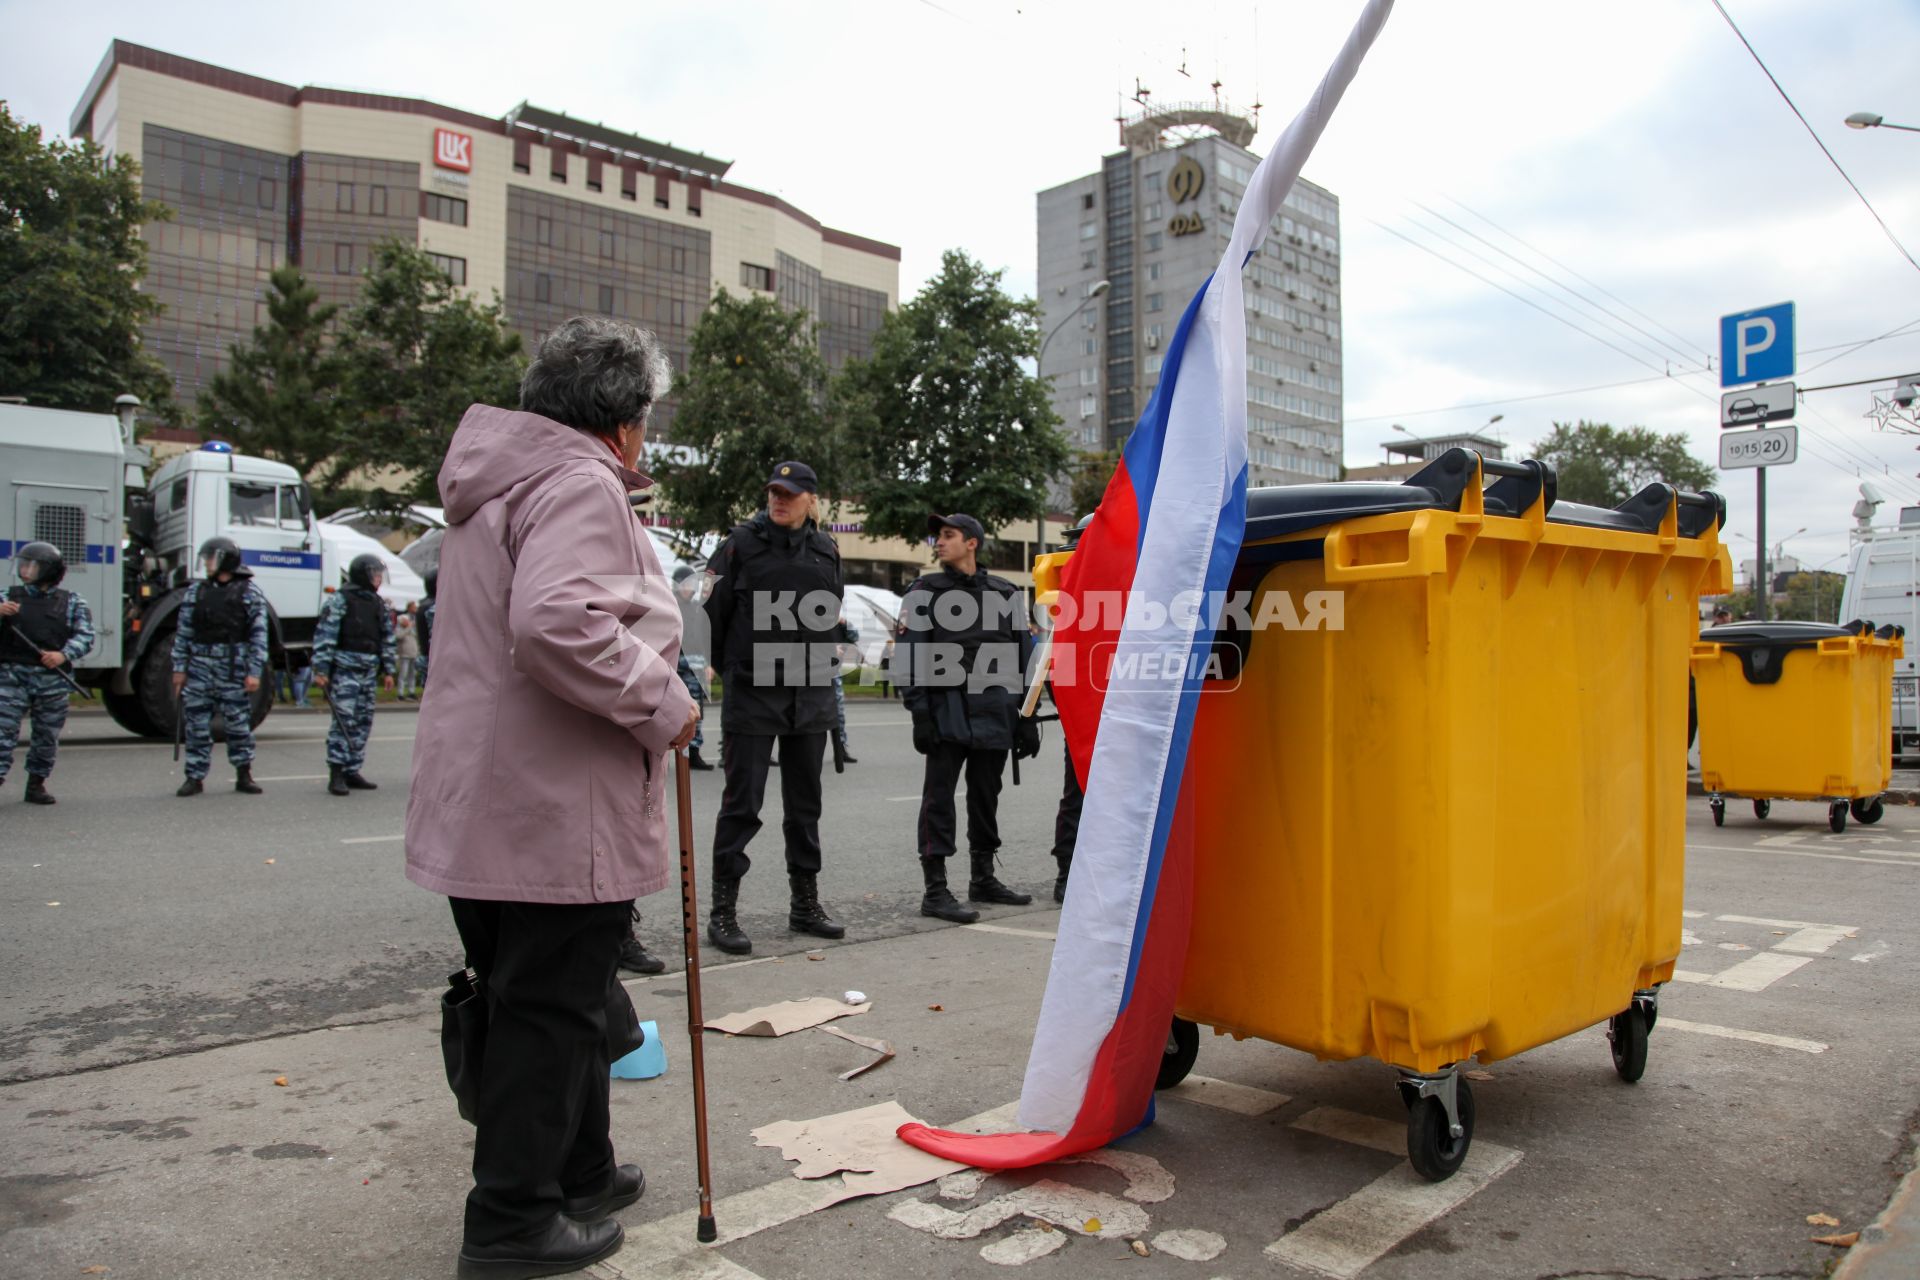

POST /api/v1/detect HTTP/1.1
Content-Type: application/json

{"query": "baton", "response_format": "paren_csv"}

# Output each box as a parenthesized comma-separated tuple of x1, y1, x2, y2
(674, 747, 718, 1243)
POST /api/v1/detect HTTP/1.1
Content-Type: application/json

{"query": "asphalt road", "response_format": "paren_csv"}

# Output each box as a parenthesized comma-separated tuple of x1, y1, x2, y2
(0, 698, 1070, 1084)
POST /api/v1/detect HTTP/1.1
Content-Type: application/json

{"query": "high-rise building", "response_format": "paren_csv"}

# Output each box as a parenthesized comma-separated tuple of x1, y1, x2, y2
(70, 41, 900, 430)
(1037, 101, 1342, 488)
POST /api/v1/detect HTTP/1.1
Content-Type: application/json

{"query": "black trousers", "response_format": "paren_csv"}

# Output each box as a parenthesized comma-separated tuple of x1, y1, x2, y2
(449, 897, 630, 1245)
(916, 741, 1008, 859)
(713, 730, 827, 882)
(1052, 735, 1084, 863)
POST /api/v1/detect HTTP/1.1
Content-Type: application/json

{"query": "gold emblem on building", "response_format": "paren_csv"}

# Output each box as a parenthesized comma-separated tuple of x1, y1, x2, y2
(1168, 155, 1205, 205)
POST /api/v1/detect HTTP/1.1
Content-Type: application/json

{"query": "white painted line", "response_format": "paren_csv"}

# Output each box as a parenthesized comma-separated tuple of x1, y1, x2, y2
(1265, 1142, 1523, 1280)
(1162, 1073, 1290, 1116)
(1775, 925, 1857, 956)
(1717, 913, 1857, 934)
(1669, 970, 1712, 984)
(961, 922, 1057, 940)
(1681, 930, 1703, 947)
(884, 794, 921, 802)
(339, 834, 404, 845)
(1689, 843, 1920, 869)
(252, 774, 328, 782)
(1704, 951, 1814, 992)
(1682, 910, 1707, 918)
(1658, 1017, 1827, 1054)
(1290, 1106, 1404, 1156)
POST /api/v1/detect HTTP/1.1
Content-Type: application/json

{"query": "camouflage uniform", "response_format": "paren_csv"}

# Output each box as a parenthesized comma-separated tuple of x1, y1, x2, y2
(415, 597, 435, 688)
(0, 586, 95, 784)
(172, 576, 271, 780)
(312, 586, 396, 771)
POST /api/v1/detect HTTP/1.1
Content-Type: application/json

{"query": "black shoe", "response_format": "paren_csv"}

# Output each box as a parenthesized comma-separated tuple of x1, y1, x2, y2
(176, 777, 204, 798)
(687, 748, 714, 771)
(456, 1215, 622, 1278)
(344, 772, 378, 790)
(788, 873, 846, 939)
(563, 1164, 645, 1222)
(327, 766, 350, 797)
(618, 935, 666, 976)
(919, 857, 981, 924)
(706, 876, 752, 954)
(235, 765, 263, 795)
(24, 776, 54, 805)
(968, 852, 1033, 906)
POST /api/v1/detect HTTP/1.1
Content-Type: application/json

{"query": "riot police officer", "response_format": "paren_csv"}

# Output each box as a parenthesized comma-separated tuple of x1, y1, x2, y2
(172, 537, 269, 796)
(900, 513, 1041, 922)
(703, 461, 845, 954)
(0, 542, 95, 804)
(312, 552, 396, 795)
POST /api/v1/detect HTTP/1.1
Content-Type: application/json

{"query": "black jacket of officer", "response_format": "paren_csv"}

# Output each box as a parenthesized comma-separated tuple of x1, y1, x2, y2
(705, 489, 843, 737)
(900, 547, 1033, 751)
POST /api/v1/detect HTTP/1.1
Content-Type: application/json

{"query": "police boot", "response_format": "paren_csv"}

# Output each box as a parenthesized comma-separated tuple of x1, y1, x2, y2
(968, 852, 1032, 906)
(24, 775, 55, 805)
(706, 877, 752, 955)
(919, 857, 980, 924)
(176, 776, 204, 798)
(235, 765, 263, 795)
(327, 766, 350, 797)
(687, 747, 714, 772)
(344, 771, 378, 790)
(787, 873, 846, 939)
(1054, 854, 1072, 904)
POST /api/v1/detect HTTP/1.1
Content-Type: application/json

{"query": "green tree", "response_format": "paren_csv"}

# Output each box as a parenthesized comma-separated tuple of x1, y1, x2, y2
(1532, 420, 1716, 508)
(197, 266, 350, 494)
(0, 104, 174, 416)
(652, 289, 830, 535)
(1068, 449, 1121, 522)
(837, 250, 1070, 545)
(336, 241, 524, 514)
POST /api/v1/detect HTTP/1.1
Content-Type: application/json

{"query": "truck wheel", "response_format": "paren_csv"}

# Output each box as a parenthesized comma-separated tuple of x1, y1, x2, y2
(136, 638, 180, 742)
(103, 687, 159, 738)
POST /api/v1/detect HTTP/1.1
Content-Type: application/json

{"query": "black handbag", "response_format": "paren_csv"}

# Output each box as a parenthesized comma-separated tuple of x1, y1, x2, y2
(441, 967, 647, 1124)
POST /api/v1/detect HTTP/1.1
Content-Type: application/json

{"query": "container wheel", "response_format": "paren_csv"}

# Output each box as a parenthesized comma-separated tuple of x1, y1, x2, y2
(1405, 1076, 1474, 1182)
(1155, 1017, 1199, 1090)
(1608, 1005, 1650, 1083)
(1829, 802, 1848, 834)
(1751, 799, 1770, 820)
(1851, 796, 1886, 825)
(1710, 800, 1725, 827)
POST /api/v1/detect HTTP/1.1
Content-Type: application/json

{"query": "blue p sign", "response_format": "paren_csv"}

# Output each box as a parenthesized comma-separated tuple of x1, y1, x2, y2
(1720, 302, 1795, 387)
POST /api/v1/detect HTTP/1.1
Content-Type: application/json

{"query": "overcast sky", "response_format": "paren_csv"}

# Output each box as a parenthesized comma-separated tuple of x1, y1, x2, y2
(5, 0, 1918, 574)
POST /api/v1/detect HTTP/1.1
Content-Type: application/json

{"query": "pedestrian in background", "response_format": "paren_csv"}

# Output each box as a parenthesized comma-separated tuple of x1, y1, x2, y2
(396, 602, 422, 699)
(0, 542, 94, 805)
(172, 537, 268, 797)
(673, 566, 713, 771)
(406, 316, 696, 1277)
(878, 632, 897, 699)
(313, 554, 396, 795)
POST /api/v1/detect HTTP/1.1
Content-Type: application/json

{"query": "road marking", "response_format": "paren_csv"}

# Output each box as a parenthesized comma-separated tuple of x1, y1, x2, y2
(1162, 1073, 1290, 1116)
(885, 794, 921, 802)
(339, 834, 404, 845)
(1290, 1106, 1404, 1156)
(1681, 930, 1703, 947)
(1699, 951, 1814, 992)
(1689, 843, 1920, 869)
(252, 774, 328, 782)
(1715, 915, 1857, 957)
(592, 1253, 766, 1280)
(962, 922, 1057, 940)
(1264, 1142, 1523, 1280)
(1658, 1017, 1827, 1054)
(1854, 941, 1891, 963)
(1670, 970, 1713, 984)
(1682, 909, 1707, 918)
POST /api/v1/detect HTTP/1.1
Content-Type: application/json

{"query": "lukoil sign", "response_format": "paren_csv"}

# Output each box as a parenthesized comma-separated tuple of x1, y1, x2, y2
(433, 128, 473, 172)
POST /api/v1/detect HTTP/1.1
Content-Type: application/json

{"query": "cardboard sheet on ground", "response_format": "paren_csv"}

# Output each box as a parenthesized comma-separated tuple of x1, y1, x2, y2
(752, 1101, 966, 1206)
(705, 997, 871, 1037)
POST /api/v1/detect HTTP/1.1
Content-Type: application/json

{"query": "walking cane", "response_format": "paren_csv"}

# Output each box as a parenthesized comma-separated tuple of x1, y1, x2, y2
(674, 746, 718, 1243)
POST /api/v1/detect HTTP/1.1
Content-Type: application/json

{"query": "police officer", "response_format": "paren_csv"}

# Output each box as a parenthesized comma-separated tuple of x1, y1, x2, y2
(0, 542, 95, 804)
(416, 567, 437, 690)
(703, 461, 845, 954)
(900, 513, 1041, 922)
(172, 537, 269, 797)
(672, 566, 714, 771)
(312, 553, 397, 795)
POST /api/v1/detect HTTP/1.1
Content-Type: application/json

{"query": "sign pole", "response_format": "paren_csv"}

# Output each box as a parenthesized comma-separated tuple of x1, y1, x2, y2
(1755, 467, 1768, 622)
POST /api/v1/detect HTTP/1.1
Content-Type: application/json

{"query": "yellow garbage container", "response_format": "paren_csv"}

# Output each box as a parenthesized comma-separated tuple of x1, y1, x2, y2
(1692, 620, 1902, 832)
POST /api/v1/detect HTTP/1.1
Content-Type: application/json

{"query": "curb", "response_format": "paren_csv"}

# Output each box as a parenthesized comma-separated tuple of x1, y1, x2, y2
(1834, 1136, 1920, 1279)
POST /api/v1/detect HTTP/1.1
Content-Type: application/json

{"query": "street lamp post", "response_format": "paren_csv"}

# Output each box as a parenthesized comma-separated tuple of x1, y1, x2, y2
(1846, 111, 1920, 133)
(1035, 279, 1111, 557)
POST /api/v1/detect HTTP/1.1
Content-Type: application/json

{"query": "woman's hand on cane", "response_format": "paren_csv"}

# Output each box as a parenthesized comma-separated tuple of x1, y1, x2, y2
(669, 701, 701, 751)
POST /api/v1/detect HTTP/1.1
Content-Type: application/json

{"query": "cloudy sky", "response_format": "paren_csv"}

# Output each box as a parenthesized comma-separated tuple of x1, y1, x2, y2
(5, 0, 1918, 574)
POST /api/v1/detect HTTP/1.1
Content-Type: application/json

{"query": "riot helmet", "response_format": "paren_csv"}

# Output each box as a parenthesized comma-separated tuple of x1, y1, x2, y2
(14, 541, 66, 588)
(347, 553, 386, 592)
(198, 536, 245, 578)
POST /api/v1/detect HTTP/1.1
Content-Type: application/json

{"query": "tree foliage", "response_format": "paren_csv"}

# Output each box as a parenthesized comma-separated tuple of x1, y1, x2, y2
(1532, 420, 1716, 508)
(0, 104, 174, 416)
(837, 250, 1070, 546)
(1068, 449, 1121, 523)
(197, 266, 351, 496)
(336, 242, 524, 514)
(652, 289, 830, 535)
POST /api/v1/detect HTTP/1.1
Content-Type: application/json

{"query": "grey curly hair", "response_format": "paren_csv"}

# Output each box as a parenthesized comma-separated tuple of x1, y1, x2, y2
(519, 316, 673, 435)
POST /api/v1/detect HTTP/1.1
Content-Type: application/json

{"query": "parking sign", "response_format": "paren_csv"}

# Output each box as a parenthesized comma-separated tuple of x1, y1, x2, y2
(1720, 302, 1795, 387)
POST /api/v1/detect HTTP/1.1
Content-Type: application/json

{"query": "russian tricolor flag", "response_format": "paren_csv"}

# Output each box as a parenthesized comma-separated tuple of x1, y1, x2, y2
(899, 0, 1396, 1170)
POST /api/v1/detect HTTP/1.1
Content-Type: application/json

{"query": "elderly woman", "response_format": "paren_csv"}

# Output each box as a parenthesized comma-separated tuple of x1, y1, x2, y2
(406, 317, 699, 1277)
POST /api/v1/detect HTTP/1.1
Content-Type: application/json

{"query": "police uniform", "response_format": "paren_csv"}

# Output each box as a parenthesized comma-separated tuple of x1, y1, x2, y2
(1, 568, 95, 803)
(312, 580, 396, 789)
(900, 513, 1041, 919)
(172, 571, 269, 787)
(702, 461, 845, 953)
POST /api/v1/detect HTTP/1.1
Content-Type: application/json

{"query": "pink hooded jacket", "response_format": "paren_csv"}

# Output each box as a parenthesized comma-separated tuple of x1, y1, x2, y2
(404, 404, 695, 904)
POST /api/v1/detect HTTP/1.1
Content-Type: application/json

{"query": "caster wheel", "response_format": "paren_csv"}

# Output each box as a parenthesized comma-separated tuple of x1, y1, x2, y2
(1405, 1076, 1474, 1182)
(1710, 801, 1725, 828)
(1155, 1017, 1199, 1090)
(1752, 799, 1770, 820)
(1609, 1005, 1650, 1083)
(1852, 796, 1885, 825)
(1829, 803, 1848, 834)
